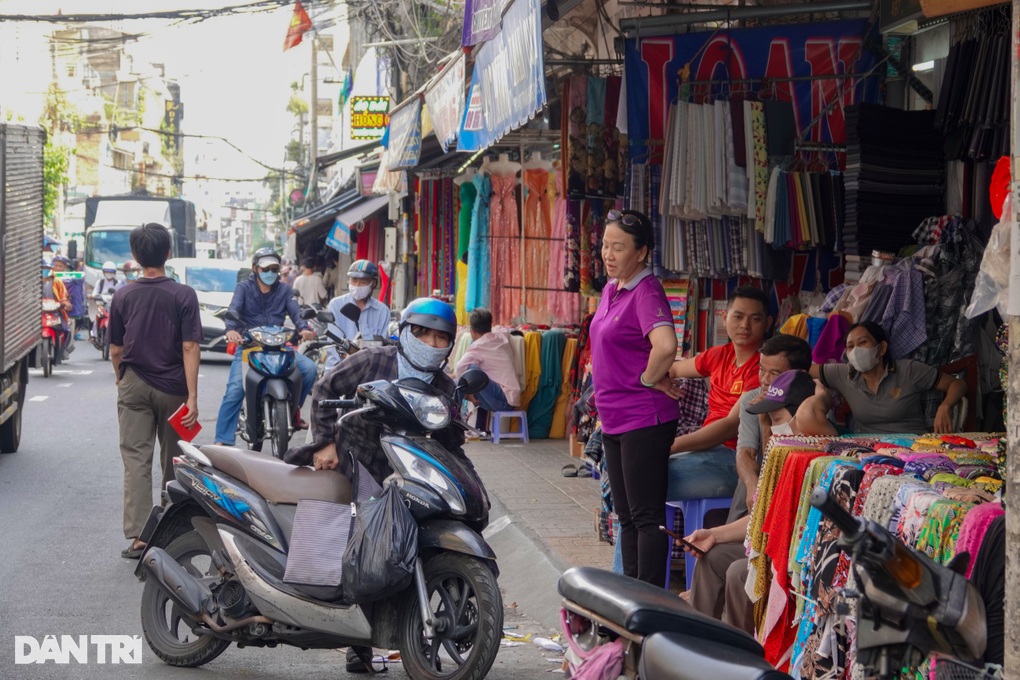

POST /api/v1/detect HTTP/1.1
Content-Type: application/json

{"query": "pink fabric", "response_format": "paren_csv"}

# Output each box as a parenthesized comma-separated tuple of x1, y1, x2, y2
(571, 640, 624, 680)
(811, 313, 849, 365)
(455, 330, 522, 407)
(955, 500, 1004, 579)
(547, 173, 580, 324)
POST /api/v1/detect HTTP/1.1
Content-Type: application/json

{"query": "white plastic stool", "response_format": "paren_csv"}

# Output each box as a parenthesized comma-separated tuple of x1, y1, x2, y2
(491, 411, 529, 444)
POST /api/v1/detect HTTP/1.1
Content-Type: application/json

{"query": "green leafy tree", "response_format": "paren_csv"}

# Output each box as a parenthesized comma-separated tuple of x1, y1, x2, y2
(42, 140, 71, 228)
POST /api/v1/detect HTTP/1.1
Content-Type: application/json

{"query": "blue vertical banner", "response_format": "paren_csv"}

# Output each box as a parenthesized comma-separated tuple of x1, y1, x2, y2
(624, 20, 880, 159)
(458, 0, 546, 152)
(326, 217, 351, 254)
(386, 97, 423, 170)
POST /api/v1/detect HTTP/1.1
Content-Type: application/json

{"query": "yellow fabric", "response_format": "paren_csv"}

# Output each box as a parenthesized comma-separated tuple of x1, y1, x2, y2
(508, 333, 527, 396)
(519, 331, 543, 410)
(778, 313, 808, 340)
(548, 338, 577, 439)
(455, 261, 469, 326)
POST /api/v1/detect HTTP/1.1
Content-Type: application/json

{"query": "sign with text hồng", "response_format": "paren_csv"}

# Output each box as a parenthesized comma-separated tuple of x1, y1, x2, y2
(350, 96, 391, 140)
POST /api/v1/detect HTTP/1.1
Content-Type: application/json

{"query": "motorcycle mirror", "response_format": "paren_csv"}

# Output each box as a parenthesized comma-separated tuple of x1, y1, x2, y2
(224, 310, 241, 323)
(67, 240, 78, 260)
(300, 307, 317, 320)
(458, 369, 489, 395)
(340, 303, 362, 327)
(317, 310, 335, 324)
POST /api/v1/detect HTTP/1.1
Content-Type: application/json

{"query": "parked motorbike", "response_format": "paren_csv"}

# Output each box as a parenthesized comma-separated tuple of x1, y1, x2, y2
(134, 369, 502, 680)
(92, 293, 113, 361)
(558, 487, 991, 680)
(224, 310, 302, 459)
(39, 298, 64, 378)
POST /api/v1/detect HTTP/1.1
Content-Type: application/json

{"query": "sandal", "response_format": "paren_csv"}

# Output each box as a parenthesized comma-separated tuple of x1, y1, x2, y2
(120, 542, 146, 560)
(577, 463, 594, 478)
(561, 464, 578, 477)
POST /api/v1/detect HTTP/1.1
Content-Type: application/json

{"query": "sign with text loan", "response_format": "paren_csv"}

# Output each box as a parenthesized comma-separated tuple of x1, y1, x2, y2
(458, 0, 546, 152)
(350, 96, 390, 140)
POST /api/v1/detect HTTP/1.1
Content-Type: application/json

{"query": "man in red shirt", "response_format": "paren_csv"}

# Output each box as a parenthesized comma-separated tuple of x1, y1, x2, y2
(665, 287, 771, 500)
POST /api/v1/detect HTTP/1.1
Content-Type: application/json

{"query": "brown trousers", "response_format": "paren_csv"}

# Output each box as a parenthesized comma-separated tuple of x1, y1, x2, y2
(117, 367, 186, 539)
(688, 543, 754, 634)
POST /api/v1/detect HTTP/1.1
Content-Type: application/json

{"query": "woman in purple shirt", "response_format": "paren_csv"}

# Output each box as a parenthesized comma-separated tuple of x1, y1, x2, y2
(590, 209, 680, 586)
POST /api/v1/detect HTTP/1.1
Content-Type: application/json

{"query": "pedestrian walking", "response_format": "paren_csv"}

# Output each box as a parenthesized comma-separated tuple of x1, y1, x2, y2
(109, 223, 202, 559)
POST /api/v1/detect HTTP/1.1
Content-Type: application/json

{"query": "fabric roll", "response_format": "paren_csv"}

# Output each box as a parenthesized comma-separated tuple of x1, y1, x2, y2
(549, 338, 578, 439)
(519, 331, 543, 410)
(528, 330, 567, 439)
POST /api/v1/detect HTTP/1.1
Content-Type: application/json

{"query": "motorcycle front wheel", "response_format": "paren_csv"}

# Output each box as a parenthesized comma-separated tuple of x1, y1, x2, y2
(140, 531, 230, 667)
(398, 553, 503, 680)
(269, 399, 290, 459)
(100, 327, 109, 361)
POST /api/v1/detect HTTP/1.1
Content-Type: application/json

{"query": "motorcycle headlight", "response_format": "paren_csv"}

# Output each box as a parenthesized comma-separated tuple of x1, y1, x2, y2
(250, 329, 289, 346)
(388, 443, 465, 514)
(398, 388, 450, 430)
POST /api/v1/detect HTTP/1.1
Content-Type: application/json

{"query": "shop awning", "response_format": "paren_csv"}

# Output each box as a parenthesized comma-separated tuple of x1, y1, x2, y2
(289, 188, 362, 235)
(315, 140, 380, 171)
(336, 193, 388, 227)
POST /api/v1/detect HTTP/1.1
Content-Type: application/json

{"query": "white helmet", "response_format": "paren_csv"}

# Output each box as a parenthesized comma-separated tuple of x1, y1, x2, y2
(102, 261, 117, 273)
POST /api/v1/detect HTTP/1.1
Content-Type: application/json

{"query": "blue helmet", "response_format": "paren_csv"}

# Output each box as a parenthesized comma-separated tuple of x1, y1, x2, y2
(400, 297, 457, 339)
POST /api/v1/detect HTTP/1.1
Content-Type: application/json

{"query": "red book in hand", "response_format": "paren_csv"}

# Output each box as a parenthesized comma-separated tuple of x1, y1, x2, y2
(168, 404, 201, 442)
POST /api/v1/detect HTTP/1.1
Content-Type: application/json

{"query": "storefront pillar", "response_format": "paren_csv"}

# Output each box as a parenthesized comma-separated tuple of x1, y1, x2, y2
(1005, 0, 1020, 672)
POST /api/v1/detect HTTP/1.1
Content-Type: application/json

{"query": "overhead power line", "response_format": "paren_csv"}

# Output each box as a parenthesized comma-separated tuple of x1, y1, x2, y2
(0, 0, 293, 24)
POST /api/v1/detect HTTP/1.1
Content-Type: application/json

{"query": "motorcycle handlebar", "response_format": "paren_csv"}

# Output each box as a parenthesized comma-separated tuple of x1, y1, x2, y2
(319, 398, 360, 410)
(809, 487, 862, 542)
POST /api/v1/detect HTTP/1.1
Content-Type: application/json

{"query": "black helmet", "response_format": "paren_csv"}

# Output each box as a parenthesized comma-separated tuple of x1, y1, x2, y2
(251, 247, 281, 269)
(348, 259, 380, 282)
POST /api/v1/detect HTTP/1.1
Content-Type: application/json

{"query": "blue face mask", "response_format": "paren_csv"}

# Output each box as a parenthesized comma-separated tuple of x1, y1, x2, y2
(42, 269, 52, 278)
(259, 271, 279, 286)
(126, 272, 138, 281)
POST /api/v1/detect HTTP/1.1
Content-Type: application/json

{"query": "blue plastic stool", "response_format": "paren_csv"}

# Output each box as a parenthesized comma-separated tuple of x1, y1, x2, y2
(491, 411, 529, 444)
(664, 497, 733, 591)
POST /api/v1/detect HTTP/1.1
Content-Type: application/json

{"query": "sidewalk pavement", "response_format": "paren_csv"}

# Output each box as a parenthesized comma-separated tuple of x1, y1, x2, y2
(466, 438, 613, 630)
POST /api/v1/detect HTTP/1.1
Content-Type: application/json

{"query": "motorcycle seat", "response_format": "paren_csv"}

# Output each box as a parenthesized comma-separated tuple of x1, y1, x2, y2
(640, 633, 790, 680)
(558, 567, 763, 656)
(201, 445, 352, 505)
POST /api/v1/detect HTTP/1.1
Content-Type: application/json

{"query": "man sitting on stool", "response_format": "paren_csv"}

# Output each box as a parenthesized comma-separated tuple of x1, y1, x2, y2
(455, 308, 521, 419)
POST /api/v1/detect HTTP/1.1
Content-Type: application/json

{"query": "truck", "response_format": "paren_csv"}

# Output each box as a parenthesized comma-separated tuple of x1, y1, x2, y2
(79, 193, 196, 290)
(0, 125, 46, 453)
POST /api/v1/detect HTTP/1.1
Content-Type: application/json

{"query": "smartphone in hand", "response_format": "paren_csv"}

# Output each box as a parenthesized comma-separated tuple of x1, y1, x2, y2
(659, 525, 705, 556)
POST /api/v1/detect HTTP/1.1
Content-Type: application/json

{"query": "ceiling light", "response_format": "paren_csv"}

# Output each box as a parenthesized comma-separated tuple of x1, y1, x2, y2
(912, 60, 935, 72)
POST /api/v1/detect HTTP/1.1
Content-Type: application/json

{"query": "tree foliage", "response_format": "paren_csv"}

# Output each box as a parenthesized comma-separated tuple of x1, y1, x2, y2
(42, 140, 71, 227)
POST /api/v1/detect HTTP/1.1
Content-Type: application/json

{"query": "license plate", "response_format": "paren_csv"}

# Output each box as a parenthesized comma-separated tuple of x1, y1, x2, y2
(137, 506, 165, 544)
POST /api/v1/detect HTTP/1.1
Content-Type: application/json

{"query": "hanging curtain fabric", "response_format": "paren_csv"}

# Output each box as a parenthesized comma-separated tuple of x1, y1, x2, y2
(489, 174, 521, 325)
(465, 173, 492, 311)
(523, 168, 552, 324)
(455, 180, 477, 323)
(565, 76, 588, 198)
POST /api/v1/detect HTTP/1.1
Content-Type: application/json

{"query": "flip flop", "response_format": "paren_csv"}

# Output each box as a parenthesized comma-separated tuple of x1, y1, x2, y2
(120, 545, 145, 560)
(577, 463, 594, 478)
(561, 464, 578, 477)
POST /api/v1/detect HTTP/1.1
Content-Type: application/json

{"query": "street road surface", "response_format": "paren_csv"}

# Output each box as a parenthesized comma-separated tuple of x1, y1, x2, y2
(0, 343, 558, 678)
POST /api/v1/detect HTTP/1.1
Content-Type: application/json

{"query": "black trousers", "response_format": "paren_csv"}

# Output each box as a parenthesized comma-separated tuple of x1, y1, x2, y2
(602, 420, 678, 586)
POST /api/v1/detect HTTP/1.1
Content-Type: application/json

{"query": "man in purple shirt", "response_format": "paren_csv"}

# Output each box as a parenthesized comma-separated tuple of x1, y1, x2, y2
(109, 223, 202, 560)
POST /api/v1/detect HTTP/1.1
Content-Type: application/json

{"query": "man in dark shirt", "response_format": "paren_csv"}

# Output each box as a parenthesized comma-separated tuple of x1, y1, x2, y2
(213, 247, 317, 445)
(109, 223, 202, 559)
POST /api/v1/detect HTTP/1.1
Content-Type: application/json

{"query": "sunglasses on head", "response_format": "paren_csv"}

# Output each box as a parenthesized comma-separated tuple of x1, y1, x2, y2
(606, 209, 641, 227)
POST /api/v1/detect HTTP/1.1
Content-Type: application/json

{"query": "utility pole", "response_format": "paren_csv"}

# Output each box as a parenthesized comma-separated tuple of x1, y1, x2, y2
(310, 35, 318, 190)
(1006, 0, 1020, 674)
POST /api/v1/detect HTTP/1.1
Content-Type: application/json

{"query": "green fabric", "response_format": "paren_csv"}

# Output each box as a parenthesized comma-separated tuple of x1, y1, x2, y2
(527, 330, 566, 438)
(458, 182, 477, 262)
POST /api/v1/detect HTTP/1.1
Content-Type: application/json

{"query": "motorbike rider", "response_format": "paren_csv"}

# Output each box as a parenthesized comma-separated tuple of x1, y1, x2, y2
(326, 260, 391, 346)
(51, 256, 82, 359)
(214, 247, 318, 446)
(122, 260, 141, 282)
(41, 257, 72, 350)
(285, 296, 471, 674)
(91, 261, 120, 342)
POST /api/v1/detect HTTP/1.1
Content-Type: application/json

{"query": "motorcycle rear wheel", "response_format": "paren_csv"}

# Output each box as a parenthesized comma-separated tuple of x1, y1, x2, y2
(398, 553, 503, 680)
(100, 328, 109, 361)
(269, 399, 290, 459)
(140, 531, 231, 667)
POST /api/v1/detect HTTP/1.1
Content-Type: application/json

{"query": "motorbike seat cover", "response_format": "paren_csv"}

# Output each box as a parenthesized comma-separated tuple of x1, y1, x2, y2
(201, 445, 352, 505)
(640, 633, 790, 680)
(558, 567, 763, 655)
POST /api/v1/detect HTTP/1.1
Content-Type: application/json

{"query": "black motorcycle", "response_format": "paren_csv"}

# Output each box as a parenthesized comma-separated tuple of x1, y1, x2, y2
(135, 369, 503, 680)
(558, 487, 990, 679)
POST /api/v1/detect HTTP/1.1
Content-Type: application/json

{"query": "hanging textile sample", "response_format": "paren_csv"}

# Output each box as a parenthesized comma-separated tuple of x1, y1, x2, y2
(548, 171, 581, 323)
(489, 173, 521, 325)
(465, 172, 492, 311)
(523, 168, 552, 323)
(455, 179, 477, 323)
(563, 74, 626, 199)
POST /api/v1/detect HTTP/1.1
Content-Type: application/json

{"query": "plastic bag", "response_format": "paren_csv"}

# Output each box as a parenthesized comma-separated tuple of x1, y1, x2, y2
(965, 194, 1012, 320)
(342, 483, 418, 603)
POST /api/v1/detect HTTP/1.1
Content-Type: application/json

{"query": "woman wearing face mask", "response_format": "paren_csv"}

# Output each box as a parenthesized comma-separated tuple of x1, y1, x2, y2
(811, 321, 966, 434)
(325, 260, 391, 346)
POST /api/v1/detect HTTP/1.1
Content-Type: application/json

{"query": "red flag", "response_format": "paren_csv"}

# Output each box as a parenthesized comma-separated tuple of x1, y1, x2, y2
(283, 1, 312, 51)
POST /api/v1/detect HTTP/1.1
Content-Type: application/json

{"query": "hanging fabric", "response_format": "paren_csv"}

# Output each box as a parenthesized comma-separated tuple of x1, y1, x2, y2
(465, 173, 492, 311)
